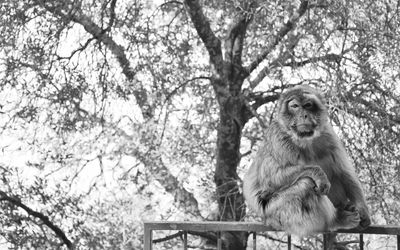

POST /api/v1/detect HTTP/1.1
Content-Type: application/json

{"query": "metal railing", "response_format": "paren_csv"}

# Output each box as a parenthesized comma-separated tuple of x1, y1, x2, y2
(143, 221, 400, 250)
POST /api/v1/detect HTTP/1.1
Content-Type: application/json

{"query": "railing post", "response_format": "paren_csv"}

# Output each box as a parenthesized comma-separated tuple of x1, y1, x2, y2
(144, 224, 152, 250)
(253, 232, 256, 250)
(183, 231, 188, 250)
(323, 234, 327, 250)
(217, 231, 222, 250)
(142, 222, 400, 249)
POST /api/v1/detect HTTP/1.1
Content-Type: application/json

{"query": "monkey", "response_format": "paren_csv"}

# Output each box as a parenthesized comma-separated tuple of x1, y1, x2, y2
(243, 85, 371, 237)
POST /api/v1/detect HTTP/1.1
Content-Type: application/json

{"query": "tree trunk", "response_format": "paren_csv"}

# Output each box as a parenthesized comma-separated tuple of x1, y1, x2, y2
(214, 79, 249, 249)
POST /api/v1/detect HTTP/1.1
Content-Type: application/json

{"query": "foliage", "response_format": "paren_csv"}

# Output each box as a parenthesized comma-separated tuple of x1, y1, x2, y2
(0, 0, 399, 249)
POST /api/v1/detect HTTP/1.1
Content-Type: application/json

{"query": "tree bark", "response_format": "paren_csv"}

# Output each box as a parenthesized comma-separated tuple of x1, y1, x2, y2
(214, 89, 249, 249)
(184, 1, 254, 248)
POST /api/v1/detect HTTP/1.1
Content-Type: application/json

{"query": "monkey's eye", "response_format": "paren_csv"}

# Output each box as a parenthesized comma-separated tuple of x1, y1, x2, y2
(303, 102, 314, 109)
(290, 103, 299, 109)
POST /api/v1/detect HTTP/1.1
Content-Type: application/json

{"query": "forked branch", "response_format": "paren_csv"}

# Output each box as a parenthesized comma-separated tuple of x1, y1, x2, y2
(225, 12, 253, 67)
(246, 0, 309, 73)
(183, 0, 224, 73)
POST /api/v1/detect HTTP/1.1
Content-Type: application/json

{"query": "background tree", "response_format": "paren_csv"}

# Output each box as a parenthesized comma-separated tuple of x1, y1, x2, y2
(0, 0, 399, 249)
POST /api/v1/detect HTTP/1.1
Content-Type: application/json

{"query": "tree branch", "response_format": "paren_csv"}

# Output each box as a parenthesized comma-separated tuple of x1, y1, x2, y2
(0, 191, 73, 249)
(249, 52, 292, 89)
(250, 51, 343, 89)
(257, 233, 305, 250)
(344, 93, 400, 124)
(37, 0, 134, 80)
(103, 0, 117, 33)
(249, 92, 280, 111)
(153, 230, 217, 244)
(282, 53, 342, 67)
(225, 13, 253, 67)
(183, 0, 224, 73)
(246, 0, 309, 73)
(36, 0, 152, 118)
(165, 76, 211, 102)
(116, 128, 204, 218)
(141, 154, 203, 218)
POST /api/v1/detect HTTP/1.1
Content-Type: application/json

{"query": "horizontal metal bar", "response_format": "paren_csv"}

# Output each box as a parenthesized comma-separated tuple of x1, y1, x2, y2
(144, 221, 275, 232)
(143, 221, 400, 235)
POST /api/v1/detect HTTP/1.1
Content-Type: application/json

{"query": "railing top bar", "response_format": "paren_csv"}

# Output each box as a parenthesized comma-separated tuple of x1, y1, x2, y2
(143, 221, 400, 235)
(143, 221, 274, 232)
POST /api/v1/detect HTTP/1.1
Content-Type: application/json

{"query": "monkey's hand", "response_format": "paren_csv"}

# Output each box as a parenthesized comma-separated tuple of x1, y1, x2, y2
(312, 172, 331, 195)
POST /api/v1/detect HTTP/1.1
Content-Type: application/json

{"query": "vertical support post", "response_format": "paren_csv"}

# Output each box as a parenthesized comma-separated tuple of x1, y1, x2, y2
(253, 232, 256, 250)
(217, 232, 222, 250)
(359, 234, 364, 250)
(323, 234, 327, 250)
(183, 231, 188, 250)
(397, 235, 399, 250)
(144, 224, 152, 250)
(287, 235, 291, 250)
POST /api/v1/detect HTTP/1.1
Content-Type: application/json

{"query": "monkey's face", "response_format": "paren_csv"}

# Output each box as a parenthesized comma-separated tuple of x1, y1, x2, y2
(278, 86, 328, 143)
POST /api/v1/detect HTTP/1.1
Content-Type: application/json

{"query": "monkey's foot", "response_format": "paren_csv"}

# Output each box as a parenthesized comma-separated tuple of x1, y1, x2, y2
(336, 209, 360, 229)
(343, 203, 357, 212)
(343, 203, 371, 229)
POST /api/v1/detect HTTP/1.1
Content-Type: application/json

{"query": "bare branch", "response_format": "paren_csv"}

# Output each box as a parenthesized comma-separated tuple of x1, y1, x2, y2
(246, 0, 309, 73)
(58, 37, 96, 60)
(103, 0, 117, 33)
(283, 53, 342, 67)
(250, 51, 343, 89)
(38, 0, 134, 80)
(225, 13, 253, 67)
(0, 191, 73, 249)
(165, 76, 211, 102)
(183, 0, 224, 72)
(344, 93, 400, 124)
(257, 233, 305, 250)
(153, 230, 217, 244)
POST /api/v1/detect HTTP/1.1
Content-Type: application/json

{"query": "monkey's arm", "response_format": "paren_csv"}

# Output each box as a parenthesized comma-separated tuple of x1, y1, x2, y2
(335, 149, 371, 228)
(244, 162, 330, 212)
(273, 164, 330, 195)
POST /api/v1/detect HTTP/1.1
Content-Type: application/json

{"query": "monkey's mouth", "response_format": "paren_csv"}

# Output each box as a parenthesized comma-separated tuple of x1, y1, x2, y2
(297, 130, 314, 137)
(293, 124, 315, 138)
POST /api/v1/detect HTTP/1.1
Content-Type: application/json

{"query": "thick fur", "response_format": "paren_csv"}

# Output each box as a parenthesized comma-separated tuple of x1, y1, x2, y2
(243, 86, 371, 236)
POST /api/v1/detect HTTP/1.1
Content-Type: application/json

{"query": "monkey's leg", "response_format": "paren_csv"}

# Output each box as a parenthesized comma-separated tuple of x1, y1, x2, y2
(337, 170, 371, 229)
(258, 177, 336, 236)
